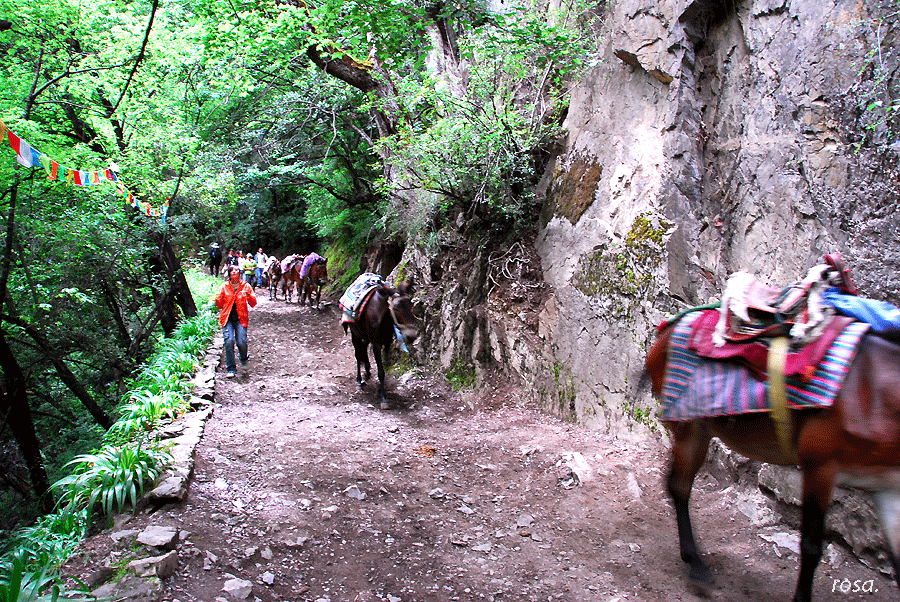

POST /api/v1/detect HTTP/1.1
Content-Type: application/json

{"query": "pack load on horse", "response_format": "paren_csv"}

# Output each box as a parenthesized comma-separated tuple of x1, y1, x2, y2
(645, 254, 900, 602)
(279, 253, 305, 303)
(340, 273, 419, 409)
(299, 252, 328, 309)
(208, 243, 222, 276)
(263, 256, 282, 301)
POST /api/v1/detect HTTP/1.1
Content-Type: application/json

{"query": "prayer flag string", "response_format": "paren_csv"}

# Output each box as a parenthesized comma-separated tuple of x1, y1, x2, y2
(0, 118, 169, 223)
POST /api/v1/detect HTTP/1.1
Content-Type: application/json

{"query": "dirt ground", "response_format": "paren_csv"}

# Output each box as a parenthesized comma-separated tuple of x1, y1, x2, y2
(64, 292, 895, 602)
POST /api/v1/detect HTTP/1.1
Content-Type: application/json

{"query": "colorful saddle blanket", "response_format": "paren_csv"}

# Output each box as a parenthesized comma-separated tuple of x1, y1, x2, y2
(340, 273, 385, 324)
(688, 309, 857, 379)
(299, 252, 324, 279)
(281, 254, 301, 273)
(660, 310, 870, 421)
(264, 256, 279, 273)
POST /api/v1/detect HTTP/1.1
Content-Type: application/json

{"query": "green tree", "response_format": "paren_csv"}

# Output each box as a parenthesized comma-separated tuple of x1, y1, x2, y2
(0, 0, 200, 521)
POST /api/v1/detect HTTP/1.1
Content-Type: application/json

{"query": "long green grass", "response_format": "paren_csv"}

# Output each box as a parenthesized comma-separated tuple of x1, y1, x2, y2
(54, 446, 170, 518)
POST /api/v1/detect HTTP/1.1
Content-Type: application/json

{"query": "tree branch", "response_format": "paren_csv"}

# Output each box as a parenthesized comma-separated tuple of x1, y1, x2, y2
(108, 0, 160, 117)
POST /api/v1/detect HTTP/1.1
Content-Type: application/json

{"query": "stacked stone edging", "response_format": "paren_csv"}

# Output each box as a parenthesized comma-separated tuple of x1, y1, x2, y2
(85, 333, 223, 601)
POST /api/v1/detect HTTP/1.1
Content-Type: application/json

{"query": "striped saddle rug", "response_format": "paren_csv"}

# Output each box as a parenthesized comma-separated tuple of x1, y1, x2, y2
(660, 310, 870, 421)
(340, 273, 385, 324)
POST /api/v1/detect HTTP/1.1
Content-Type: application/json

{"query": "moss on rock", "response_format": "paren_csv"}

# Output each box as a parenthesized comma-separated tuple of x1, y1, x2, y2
(572, 212, 671, 317)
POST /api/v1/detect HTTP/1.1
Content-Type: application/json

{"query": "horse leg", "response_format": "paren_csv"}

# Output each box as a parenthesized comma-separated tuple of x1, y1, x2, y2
(793, 464, 836, 602)
(351, 332, 370, 386)
(315, 286, 321, 309)
(666, 420, 713, 584)
(372, 341, 388, 409)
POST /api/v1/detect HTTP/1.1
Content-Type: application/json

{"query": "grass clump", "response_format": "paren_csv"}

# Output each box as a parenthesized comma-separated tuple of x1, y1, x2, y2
(446, 359, 477, 391)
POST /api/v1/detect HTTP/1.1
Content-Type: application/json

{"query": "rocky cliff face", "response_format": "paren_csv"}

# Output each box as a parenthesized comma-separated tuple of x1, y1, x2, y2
(537, 0, 900, 429)
(395, 0, 900, 572)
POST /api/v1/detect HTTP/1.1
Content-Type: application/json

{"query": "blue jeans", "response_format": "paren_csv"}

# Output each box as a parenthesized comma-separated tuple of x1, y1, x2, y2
(222, 320, 248, 373)
(255, 267, 264, 286)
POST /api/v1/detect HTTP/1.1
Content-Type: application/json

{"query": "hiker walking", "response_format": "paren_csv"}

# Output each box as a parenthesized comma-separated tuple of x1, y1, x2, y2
(215, 265, 258, 378)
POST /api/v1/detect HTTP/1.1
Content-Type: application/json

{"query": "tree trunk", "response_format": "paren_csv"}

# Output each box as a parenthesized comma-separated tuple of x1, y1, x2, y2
(149, 230, 197, 333)
(0, 321, 52, 512)
(0, 181, 51, 512)
(1, 180, 113, 433)
(0, 314, 115, 430)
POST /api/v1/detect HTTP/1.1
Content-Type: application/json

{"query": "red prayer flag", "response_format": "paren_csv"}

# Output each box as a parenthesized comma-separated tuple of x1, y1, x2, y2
(7, 130, 20, 155)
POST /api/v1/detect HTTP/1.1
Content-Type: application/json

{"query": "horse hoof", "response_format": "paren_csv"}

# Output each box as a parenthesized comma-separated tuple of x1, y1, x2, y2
(688, 564, 714, 588)
(380, 400, 392, 410)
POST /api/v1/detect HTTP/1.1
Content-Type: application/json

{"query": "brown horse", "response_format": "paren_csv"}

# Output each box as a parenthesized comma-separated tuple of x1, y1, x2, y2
(280, 255, 304, 303)
(300, 257, 328, 309)
(344, 282, 419, 409)
(646, 320, 900, 602)
(264, 256, 282, 301)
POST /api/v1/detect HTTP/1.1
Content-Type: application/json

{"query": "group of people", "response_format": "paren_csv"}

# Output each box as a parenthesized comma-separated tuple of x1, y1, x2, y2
(210, 245, 268, 288)
(209, 243, 270, 378)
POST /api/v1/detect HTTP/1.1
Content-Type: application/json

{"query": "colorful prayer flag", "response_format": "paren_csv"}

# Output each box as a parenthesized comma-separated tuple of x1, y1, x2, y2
(0, 121, 167, 222)
(7, 130, 20, 155)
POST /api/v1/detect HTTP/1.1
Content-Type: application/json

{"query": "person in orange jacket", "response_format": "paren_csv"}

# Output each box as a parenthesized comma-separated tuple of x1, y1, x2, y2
(215, 265, 258, 377)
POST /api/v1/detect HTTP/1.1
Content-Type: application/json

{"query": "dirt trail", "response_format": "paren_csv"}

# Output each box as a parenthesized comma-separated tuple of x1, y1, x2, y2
(64, 293, 894, 601)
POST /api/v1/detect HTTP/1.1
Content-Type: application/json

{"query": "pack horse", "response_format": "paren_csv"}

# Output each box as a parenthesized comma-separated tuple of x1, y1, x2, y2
(264, 256, 282, 301)
(299, 252, 328, 309)
(340, 273, 419, 409)
(646, 260, 900, 602)
(279, 254, 304, 303)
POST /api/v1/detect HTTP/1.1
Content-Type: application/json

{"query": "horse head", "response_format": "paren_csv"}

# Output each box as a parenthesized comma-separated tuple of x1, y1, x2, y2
(389, 281, 419, 344)
(313, 258, 328, 287)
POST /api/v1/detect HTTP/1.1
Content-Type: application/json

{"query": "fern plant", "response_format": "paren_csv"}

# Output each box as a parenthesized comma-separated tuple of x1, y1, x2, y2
(0, 553, 60, 602)
(53, 446, 170, 518)
(105, 390, 188, 444)
(0, 551, 90, 602)
(0, 510, 86, 572)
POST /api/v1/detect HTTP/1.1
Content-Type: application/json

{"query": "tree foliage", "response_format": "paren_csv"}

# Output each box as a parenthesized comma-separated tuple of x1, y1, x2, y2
(0, 0, 604, 538)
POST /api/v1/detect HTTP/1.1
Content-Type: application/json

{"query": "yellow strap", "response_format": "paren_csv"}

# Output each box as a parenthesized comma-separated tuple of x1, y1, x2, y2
(767, 337, 797, 462)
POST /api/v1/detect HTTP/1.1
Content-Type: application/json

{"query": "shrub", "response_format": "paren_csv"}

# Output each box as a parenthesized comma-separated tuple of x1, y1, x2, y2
(53, 446, 170, 519)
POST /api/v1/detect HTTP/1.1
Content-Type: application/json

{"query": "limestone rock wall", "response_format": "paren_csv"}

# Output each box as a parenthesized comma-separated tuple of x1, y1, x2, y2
(537, 0, 900, 431)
